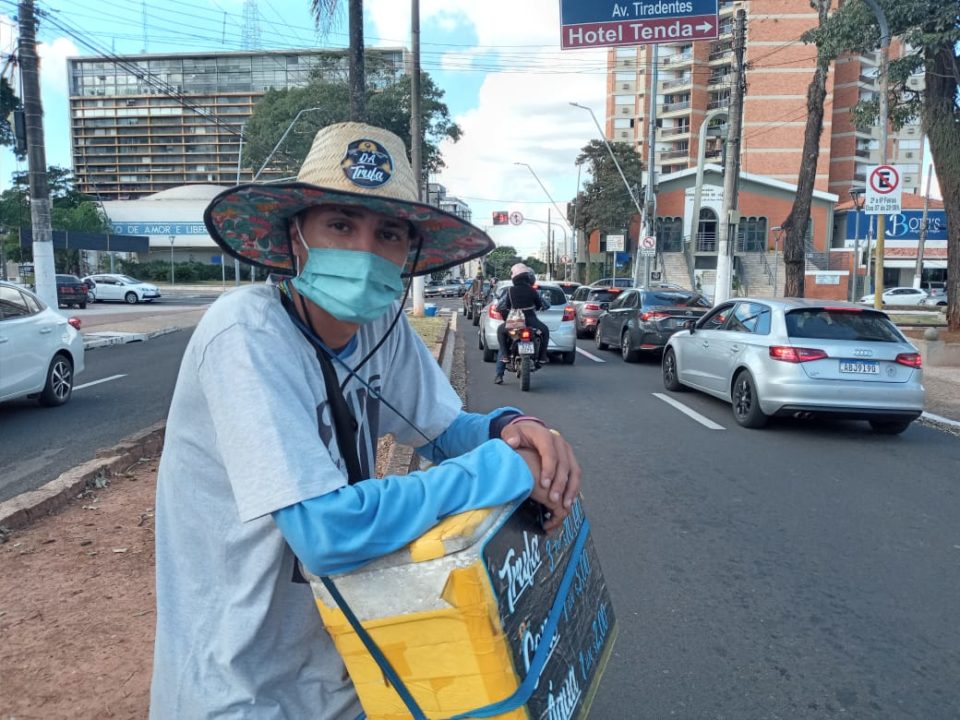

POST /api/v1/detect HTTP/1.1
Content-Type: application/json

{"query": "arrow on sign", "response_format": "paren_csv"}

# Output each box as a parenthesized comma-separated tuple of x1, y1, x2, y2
(696, 21, 713, 32)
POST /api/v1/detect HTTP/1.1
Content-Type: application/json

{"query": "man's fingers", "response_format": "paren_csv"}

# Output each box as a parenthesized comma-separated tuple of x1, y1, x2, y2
(562, 440, 582, 508)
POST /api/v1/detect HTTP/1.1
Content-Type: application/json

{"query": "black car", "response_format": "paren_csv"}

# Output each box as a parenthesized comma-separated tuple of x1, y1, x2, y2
(56, 274, 88, 309)
(594, 288, 710, 362)
(554, 281, 582, 299)
(462, 280, 492, 323)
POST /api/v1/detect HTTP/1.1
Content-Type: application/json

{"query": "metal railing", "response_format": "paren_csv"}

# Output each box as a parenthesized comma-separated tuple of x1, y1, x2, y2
(660, 148, 690, 160)
(659, 125, 691, 137)
(707, 97, 731, 110)
(708, 73, 732, 86)
(665, 52, 693, 65)
(661, 77, 692, 91)
(855, 148, 872, 158)
(662, 101, 691, 113)
(696, 232, 717, 252)
(759, 250, 774, 285)
(709, 45, 733, 61)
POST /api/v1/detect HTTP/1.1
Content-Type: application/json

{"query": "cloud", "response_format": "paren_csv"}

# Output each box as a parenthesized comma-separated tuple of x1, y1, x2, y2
(368, 0, 606, 261)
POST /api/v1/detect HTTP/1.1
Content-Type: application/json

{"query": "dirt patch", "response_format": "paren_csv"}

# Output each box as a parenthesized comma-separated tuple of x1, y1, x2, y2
(903, 328, 960, 344)
(0, 458, 158, 719)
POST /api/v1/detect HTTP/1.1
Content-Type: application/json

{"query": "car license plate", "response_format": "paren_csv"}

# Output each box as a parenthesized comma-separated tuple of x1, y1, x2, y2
(518, 341, 535, 355)
(839, 360, 879, 374)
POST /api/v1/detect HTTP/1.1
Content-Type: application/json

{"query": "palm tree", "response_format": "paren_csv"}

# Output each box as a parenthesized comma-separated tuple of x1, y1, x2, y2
(311, 0, 365, 121)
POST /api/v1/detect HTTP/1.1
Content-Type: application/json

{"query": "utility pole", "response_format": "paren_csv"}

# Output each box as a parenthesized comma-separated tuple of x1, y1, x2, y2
(547, 207, 553, 279)
(409, 0, 425, 316)
(912, 171, 932, 290)
(864, 0, 889, 309)
(19, 0, 57, 310)
(714, 8, 746, 305)
(636, 44, 659, 288)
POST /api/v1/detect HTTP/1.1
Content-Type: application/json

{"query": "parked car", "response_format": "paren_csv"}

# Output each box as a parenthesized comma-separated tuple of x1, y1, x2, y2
(589, 277, 633, 289)
(594, 288, 711, 361)
(569, 286, 627, 338)
(462, 280, 492, 322)
(424, 282, 443, 299)
(859, 287, 927, 306)
(919, 288, 947, 307)
(440, 281, 465, 297)
(662, 298, 924, 433)
(0, 280, 85, 406)
(82, 273, 161, 304)
(554, 281, 582, 299)
(478, 281, 577, 365)
(55, 274, 89, 309)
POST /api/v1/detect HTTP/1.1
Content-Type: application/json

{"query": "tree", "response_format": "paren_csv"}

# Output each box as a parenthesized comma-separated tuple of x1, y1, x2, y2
(810, 0, 960, 329)
(243, 70, 460, 179)
(781, 0, 835, 298)
(0, 77, 23, 157)
(485, 246, 520, 280)
(567, 140, 644, 242)
(311, 0, 365, 121)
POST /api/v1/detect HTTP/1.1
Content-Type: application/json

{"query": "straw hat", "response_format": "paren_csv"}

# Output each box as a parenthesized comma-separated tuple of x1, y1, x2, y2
(204, 122, 494, 277)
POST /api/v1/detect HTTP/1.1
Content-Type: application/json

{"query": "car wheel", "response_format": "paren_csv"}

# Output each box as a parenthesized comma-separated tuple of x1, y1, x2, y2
(731, 370, 768, 428)
(594, 326, 609, 351)
(38, 353, 74, 407)
(125, 291, 139, 304)
(481, 334, 497, 363)
(869, 419, 913, 435)
(663, 348, 684, 391)
(561, 350, 576, 365)
(79, 302, 87, 309)
(472, 311, 480, 327)
(621, 330, 641, 363)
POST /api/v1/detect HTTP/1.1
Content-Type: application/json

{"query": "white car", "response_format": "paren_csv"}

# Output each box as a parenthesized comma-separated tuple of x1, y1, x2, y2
(0, 281, 85, 406)
(859, 287, 927, 306)
(83, 274, 161, 304)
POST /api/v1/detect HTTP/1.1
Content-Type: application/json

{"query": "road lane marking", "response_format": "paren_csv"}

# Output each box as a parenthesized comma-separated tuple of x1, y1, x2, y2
(576, 347, 606, 363)
(75, 374, 127, 391)
(652, 392, 726, 430)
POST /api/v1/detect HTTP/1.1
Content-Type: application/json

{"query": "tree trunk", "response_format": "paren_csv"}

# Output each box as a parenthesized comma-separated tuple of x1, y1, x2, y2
(923, 46, 960, 331)
(781, 0, 832, 299)
(348, 0, 366, 122)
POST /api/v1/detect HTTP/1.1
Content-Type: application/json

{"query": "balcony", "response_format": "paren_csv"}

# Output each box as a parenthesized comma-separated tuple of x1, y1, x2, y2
(855, 148, 872, 159)
(707, 97, 731, 110)
(659, 125, 691, 138)
(705, 148, 723, 160)
(660, 149, 690, 160)
(708, 72, 732, 86)
(709, 43, 733, 61)
(858, 74, 877, 86)
(661, 100, 691, 113)
(664, 52, 693, 66)
(660, 77, 692, 91)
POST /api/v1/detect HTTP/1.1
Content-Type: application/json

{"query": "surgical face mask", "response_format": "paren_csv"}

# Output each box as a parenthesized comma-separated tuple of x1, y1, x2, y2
(290, 219, 405, 324)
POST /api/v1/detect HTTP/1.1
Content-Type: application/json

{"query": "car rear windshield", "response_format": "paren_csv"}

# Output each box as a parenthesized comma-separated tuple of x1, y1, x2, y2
(540, 287, 568, 306)
(641, 291, 707, 307)
(56, 275, 82, 283)
(786, 309, 903, 342)
(587, 289, 622, 303)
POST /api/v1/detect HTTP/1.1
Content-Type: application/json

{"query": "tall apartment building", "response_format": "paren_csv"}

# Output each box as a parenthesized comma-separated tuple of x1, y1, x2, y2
(68, 48, 407, 199)
(605, 0, 923, 196)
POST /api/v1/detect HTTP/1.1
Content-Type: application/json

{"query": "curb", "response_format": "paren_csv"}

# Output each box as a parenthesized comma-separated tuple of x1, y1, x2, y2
(920, 411, 960, 433)
(0, 423, 166, 534)
(83, 326, 184, 350)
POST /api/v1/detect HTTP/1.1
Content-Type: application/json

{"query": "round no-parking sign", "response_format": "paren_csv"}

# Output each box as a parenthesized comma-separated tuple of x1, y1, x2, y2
(864, 164, 902, 215)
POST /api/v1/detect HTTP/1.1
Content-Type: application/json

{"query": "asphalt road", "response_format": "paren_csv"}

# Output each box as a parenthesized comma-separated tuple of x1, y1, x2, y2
(462, 319, 960, 719)
(0, 329, 192, 503)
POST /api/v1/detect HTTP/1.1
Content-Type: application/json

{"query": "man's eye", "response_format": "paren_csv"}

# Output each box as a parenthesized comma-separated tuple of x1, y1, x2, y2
(328, 221, 351, 232)
(380, 229, 407, 243)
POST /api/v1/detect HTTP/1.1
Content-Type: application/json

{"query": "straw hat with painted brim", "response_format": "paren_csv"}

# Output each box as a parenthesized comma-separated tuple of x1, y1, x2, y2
(204, 122, 494, 277)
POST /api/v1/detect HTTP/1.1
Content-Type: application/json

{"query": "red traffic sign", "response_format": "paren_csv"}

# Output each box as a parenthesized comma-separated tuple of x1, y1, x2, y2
(561, 16, 718, 49)
(869, 165, 899, 195)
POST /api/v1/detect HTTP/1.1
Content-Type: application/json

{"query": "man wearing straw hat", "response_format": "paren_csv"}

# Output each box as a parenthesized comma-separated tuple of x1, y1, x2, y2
(149, 122, 582, 718)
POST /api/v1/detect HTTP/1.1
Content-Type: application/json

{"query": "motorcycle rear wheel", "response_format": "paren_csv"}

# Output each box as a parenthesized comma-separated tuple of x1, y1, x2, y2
(520, 357, 532, 391)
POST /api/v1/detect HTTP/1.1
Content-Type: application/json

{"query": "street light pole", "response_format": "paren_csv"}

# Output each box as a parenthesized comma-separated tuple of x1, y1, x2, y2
(689, 108, 729, 287)
(849, 188, 865, 301)
(252, 107, 323, 181)
(169, 234, 175, 286)
(863, 0, 889, 310)
(234, 122, 247, 286)
(513, 162, 573, 236)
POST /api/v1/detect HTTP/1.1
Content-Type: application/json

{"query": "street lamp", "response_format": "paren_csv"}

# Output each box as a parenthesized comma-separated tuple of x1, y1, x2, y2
(770, 226, 783, 297)
(848, 187, 866, 301)
(253, 106, 323, 181)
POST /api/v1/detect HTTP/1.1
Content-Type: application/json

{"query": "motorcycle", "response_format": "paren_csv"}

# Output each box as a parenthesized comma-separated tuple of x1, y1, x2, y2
(503, 325, 542, 391)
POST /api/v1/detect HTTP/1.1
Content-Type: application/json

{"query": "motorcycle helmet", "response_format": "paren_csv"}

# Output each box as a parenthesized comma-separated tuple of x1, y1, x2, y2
(510, 263, 536, 285)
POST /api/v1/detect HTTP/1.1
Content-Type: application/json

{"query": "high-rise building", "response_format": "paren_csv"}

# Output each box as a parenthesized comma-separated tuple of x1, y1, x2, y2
(68, 48, 407, 199)
(605, 0, 923, 195)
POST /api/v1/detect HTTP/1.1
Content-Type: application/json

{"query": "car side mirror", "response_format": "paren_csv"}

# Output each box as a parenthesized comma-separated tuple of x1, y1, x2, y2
(686, 320, 697, 334)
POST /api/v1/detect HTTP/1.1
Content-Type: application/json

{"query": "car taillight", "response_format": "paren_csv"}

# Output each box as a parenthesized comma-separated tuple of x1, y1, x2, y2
(561, 305, 575, 321)
(895, 353, 922, 368)
(488, 305, 502, 320)
(520, 328, 532, 340)
(640, 311, 670, 322)
(769, 345, 828, 363)
(584, 303, 601, 311)
(67, 317, 82, 330)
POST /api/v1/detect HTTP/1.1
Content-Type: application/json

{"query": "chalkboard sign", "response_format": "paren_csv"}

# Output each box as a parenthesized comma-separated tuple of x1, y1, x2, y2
(482, 498, 616, 720)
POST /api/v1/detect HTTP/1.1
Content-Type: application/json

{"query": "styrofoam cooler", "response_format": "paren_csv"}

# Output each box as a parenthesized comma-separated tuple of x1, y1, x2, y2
(305, 497, 617, 720)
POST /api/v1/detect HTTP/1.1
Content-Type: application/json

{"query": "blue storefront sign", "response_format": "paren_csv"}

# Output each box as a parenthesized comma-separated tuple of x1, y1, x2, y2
(845, 210, 947, 241)
(110, 222, 209, 236)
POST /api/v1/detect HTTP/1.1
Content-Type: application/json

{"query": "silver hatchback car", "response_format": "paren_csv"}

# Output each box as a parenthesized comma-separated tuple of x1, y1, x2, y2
(478, 281, 577, 364)
(662, 298, 924, 433)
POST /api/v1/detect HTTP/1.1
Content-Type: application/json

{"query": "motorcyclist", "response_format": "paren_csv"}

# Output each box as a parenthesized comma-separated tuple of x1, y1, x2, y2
(494, 263, 550, 384)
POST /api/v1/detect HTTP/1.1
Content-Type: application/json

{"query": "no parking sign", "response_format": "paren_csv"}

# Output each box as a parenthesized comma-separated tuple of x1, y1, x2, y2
(864, 165, 902, 215)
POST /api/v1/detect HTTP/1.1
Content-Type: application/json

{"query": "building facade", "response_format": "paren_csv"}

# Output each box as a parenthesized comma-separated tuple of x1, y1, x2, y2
(605, 0, 924, 196)
(68, 48, 407, 200)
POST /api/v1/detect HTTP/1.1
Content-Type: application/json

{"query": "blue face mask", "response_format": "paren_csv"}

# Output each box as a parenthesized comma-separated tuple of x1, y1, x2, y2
(290, 223, 405, 324)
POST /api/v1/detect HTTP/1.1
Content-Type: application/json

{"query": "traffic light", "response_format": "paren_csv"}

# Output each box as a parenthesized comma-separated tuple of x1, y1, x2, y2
(492, 211, 509, 226)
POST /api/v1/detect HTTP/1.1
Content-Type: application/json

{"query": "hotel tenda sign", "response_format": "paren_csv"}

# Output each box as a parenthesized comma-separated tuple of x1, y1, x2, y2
(559, 0, 719, 49)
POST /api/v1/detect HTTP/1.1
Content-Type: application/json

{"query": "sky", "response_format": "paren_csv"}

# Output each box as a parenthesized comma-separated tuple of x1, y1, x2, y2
(0, 0, 608, 259)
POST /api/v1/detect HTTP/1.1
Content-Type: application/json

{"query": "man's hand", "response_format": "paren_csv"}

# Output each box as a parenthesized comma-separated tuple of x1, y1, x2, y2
(503, 421, 582, 527)
(514, 448, 563, 533)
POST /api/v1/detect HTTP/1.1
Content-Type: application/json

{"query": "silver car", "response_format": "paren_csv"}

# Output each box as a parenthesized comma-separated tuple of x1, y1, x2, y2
(478, 281, 577, 364)
(662, 298, 924, 433)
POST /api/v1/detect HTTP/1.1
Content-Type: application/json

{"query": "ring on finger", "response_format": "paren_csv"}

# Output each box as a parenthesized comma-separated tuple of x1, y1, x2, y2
(549, 428, 561, 436)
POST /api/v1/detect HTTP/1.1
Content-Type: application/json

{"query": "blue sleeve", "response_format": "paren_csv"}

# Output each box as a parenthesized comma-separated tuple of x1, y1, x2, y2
(272, 439, 533, 576)
(415, 407, 522, 463)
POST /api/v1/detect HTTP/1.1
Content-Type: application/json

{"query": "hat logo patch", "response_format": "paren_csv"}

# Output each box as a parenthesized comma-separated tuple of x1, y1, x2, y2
(340, 138, 393, 188)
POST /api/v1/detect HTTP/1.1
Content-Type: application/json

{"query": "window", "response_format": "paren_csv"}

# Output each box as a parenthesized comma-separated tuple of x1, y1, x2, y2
(786, 309, 901, 342)
(615, 48, 635, 58)
(608, 292, 629, 310)
(728, 302, 771, 334)
(656, 216, 683, 252)
(699, 303, 735, 330)
(615, 71, 635, 82)
(641, 291, 706, 308)
(572, 287, 587, 301)
(623, 291, 639, 309)
(737, 216, 767, 252)
(541, 287, 567, 306)
(614, 94, 635, 106)
(614, 118, 633, 129)
(0, 286, 32, 319)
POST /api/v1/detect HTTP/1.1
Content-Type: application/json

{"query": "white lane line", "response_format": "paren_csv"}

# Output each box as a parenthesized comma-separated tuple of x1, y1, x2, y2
(652, 392, 726, 430)
(576, 347, 606, 363)
(74, 374, 127, 391)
